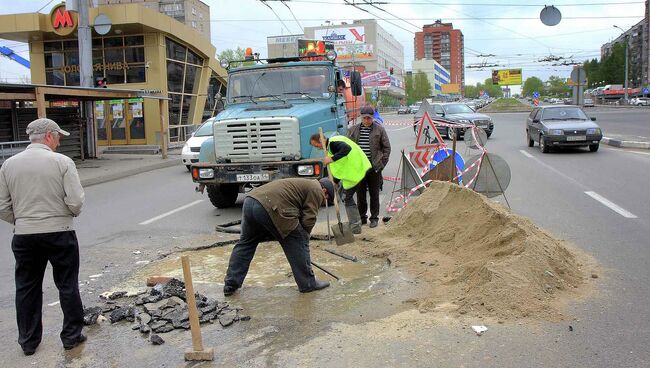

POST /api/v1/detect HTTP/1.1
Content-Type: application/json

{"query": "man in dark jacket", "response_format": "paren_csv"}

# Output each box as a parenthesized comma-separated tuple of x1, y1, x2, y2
(348, 106, 392, 228)
(223, 178, 335, 296)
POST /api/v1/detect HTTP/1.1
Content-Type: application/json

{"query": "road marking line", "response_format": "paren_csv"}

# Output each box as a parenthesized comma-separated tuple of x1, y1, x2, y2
(47, 301, 60, 307)
(139, 200, 204, 225)
(627, 150, 650, 156)
(584, 191, 638, 218)
(519, 150, 534, 158)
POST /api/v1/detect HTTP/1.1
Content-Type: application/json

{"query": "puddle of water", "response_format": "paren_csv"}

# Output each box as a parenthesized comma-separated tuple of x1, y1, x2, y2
(120, 241, 424, 324)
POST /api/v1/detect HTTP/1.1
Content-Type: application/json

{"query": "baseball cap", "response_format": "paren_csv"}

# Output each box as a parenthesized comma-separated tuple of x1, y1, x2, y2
(26, 118, 70, 136)
(319, 178, 335, 203)
(360, 106, 374, 118)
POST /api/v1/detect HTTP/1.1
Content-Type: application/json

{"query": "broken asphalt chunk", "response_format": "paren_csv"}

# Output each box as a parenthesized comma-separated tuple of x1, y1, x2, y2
(150, 334, 165, 345)
(83, 306, 103, 325)
(218, 310, 237, 327)
(109, 306, 135, 324)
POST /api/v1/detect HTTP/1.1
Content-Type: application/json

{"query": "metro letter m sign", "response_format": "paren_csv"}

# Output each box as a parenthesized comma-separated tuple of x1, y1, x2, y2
(53, 8, 74, 29)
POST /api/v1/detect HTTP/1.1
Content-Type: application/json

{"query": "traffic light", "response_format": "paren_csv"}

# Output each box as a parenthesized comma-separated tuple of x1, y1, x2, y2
(95, 77, 107, 88)
(389, 67, 394, 75)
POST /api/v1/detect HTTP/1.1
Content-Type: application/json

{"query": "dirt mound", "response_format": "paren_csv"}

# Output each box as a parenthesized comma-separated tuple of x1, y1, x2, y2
(351, 181, 597, 321)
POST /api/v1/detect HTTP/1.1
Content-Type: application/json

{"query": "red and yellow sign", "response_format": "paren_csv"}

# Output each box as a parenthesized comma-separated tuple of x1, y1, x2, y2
(50, 4, 78, 36)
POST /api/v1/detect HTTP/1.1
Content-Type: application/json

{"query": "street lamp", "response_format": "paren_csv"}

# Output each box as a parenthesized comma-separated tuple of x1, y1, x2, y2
(613, 25, 629, 104)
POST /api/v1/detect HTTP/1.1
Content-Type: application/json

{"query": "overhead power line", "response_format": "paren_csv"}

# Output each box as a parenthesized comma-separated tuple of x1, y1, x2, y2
(207, 15, 642, 22)
(264, 0, 644, 6)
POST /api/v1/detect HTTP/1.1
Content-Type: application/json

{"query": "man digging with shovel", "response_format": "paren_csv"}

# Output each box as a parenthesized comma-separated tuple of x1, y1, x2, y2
(309, 131, 372, 235)
(223, 178, 336, 296)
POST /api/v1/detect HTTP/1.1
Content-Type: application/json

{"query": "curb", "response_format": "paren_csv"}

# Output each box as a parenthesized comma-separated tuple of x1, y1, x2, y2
(80, 160, 181, 187)
(601, 137, 650, 149)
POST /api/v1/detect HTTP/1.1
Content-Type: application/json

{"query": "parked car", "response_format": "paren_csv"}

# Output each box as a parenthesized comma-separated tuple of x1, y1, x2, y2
(415, 102, 494, 139)
(181, 119, 214, 170)
(410, 103, 421, 114)
(583, 98, 594, 107)
(525, 105, 602, 153)
(397, 105, 411, 114)
(631, 97, 650, 106)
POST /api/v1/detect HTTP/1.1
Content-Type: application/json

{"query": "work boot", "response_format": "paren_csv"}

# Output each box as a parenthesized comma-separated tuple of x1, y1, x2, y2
(223, 285, 238, 296)
(361, 217, 368, 225)
(345, 206, 362, 234)
(369, 219, 379, 228)
(300, 280, 330, 293)
(63, 334, 87, 350)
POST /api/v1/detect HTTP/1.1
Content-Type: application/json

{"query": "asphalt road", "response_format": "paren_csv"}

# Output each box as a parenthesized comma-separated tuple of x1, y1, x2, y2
(0, 109, 649, 366)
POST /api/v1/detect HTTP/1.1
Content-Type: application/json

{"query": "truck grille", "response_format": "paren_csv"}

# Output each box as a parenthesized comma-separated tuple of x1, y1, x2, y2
(213, 117, 301, 162)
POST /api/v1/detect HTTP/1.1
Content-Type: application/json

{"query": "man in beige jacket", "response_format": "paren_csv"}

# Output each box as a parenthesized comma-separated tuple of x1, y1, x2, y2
(0, 118, 86, 355)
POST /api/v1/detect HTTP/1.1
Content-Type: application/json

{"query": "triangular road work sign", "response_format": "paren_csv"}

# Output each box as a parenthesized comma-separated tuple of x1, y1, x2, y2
(401, 150, 425, 196)
(415, 111, 445, 150)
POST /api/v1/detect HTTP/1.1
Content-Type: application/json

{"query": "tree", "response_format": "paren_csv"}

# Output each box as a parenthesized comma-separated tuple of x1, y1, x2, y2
(464, 84, 478, 98)
(412, 71, 432, 102)
(522, 77, 544, 97)
(404, 74, 415, 104)
(482, 78, 504, 98)
(583, 42, 626, 87)
(217, 47, 252, 68)
(546, 75, 570, 96)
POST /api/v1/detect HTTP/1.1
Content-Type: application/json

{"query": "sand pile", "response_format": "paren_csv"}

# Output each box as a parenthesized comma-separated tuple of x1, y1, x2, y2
(353, 181, 596, 321)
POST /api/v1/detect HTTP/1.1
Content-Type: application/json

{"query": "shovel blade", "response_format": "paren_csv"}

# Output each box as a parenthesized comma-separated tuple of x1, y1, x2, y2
(331, 221, 355, 245)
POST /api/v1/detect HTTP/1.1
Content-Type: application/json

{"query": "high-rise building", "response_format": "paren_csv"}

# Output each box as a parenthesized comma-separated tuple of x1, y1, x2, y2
(97, 0, 211, 40)
(414, 20, 464, 92)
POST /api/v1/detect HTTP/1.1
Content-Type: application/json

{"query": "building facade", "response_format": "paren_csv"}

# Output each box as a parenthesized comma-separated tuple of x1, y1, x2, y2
(0, 3, 225, 150)
(304, 19, 405, 97)
(414, 20, 464, 92)
(601, 3, 649, 88)
(411, 59, 450, 96)
(97, 0, 211, 40)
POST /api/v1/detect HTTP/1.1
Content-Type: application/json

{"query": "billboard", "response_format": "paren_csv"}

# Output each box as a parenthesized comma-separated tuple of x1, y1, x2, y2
(361, 71, 403, 88)
(297, 39, 334, 61)
(491, 69, 522, 86)
(314, 26, 373, 60)
(442, 83, 460, 94)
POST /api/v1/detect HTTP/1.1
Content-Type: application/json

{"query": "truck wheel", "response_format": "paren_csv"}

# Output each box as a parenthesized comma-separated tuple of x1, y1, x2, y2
(206, 184, 239, 208)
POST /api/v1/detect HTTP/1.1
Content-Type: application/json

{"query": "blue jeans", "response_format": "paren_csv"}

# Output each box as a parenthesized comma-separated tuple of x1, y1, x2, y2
(224, 197, 317, 292)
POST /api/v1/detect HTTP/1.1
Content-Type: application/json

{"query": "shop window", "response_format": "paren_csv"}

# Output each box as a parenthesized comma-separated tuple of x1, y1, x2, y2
(45, 53, 64, 68)
(92, 38, 103, 49)
(104, 37, 124, 48)
(62, 40, 78, 50)
(184, 64, 199, 94)
(124, 35, 144, 46)
(168, 94, 182, 125)
(44, 41, 62, 52)
(46, 70, 65, 86)
(104, 48, 124, 63)
(67, 71, 80, 86)
(106, 68, 125, 84)
(187, 49, 202, 65)
(126, 66, 146, 83)
(166, 38, 186, 61)
(125, 47, 145, 63)
(181, 95, 192, 125)
(167, 61, 185, 93)
(92, 49, 103, 65)
(65, 51, 79, 66)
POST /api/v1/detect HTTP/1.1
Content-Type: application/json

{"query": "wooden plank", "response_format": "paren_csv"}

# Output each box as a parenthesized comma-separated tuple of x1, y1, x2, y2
(35, 88, 46, 118)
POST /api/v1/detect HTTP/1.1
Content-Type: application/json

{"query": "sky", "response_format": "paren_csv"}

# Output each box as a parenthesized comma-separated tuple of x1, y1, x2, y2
(0, 0, 646, 93)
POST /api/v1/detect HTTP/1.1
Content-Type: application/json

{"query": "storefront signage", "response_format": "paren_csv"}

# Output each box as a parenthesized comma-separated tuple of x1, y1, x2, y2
(58, 62, 132, 74)
(50, 4, 78, 36)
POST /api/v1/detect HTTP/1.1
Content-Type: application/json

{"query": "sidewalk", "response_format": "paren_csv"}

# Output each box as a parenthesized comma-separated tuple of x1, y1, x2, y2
(601, 134, 650, 149)
(76, 151, 182, 187)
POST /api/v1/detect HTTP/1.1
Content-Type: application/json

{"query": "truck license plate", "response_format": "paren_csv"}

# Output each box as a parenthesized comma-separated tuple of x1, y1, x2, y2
(566, 136, 586, 141)
(236, 173, 269, 182)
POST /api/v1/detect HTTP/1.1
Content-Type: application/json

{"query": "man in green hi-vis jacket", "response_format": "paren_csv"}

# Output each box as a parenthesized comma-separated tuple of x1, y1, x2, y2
(310, 133, 371, 234)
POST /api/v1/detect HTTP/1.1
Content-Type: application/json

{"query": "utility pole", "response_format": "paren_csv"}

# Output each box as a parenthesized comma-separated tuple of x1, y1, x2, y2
(70, 0, 96, 157)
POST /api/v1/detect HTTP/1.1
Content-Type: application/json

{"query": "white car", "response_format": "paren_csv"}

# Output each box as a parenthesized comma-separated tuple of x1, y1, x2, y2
(181, 120, 214, 171)
(631, 97, 649, 106)
(583, 98, 594, 107)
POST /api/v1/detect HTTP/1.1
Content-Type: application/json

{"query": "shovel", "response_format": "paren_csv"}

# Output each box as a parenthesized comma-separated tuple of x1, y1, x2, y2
(319, 128, 355, 246)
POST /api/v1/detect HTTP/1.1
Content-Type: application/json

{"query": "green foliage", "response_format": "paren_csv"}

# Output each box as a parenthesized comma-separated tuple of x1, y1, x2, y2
(414, 71, 432, 101)
(217, 47, 254, 68)
(404, 74, 415, 104)
(546, 75, 571, 96)
(522, 77, 544, 97)
(464, 85, 478, 98)
(583, 42, 626, 87)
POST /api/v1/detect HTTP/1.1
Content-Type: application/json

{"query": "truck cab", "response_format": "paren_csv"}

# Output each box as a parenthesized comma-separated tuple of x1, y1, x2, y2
(191, 53, 362, 208)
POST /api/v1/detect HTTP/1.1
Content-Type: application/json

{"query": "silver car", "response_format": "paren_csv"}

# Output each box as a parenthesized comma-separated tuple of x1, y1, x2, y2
(526, 105, 602, 153)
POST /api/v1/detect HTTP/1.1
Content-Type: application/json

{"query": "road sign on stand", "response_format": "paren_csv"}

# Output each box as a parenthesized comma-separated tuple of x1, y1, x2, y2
(533, 91, 540, 99)
(643, 87, 649, 95)
(409, 149, 434, 168)
(533, 98, 539, 106)
(415, 111, 445, 149)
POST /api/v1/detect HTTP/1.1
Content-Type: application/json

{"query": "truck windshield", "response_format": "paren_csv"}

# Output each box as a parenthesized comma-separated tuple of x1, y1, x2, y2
(227, 66, 332, 103)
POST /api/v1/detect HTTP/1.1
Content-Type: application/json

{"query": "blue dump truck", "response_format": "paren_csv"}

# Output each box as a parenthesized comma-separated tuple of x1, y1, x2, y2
(190, 50, 363, 208)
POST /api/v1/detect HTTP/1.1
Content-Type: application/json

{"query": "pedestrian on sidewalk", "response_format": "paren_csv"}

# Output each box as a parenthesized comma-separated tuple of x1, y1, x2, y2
(0, 118, 86, 356)
(309, 132, 372, 234)
(223, 178, 335, 296)
(348, 106, 392, 228)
